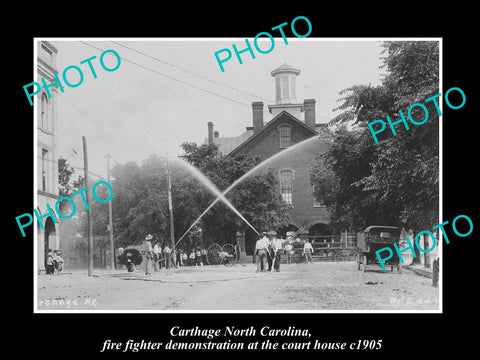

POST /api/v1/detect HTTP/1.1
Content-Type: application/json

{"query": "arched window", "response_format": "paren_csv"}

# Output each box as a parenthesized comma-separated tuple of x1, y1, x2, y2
(279, 125, 291, 148)
(41, 93, 49, 130)
(279, 170, 293, 205)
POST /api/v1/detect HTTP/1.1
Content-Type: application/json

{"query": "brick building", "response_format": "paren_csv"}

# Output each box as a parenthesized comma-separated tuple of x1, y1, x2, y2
(206, 63, 332, 255)
(37, 41, 61, 271)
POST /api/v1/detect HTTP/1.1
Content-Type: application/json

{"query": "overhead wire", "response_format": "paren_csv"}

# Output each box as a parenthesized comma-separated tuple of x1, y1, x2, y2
(79, 41, 256, 110)
(110, 40, 275, 104)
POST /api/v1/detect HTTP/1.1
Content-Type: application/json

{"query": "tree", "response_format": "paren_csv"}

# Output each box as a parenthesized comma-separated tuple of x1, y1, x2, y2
(110, 157, 168, 247)
(312, 41, 439, 244)
(108, 144, 291, 250)
(180, 142, 291, 244)
(58, 157, 84, 196)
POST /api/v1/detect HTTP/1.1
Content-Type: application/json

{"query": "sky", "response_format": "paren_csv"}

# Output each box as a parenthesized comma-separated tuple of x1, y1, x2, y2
(39, 38, 386, 179)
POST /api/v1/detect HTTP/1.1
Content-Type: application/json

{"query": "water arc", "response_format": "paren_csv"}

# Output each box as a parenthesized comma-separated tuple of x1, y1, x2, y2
(168, 157, 259, 248)
(177, 135, 322, 244)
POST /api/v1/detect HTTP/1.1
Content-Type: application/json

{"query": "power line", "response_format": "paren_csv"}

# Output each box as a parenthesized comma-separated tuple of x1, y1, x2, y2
(79, 41, 255, 110)
(111, 40, 275, 104)
(108, 41, 334, 121)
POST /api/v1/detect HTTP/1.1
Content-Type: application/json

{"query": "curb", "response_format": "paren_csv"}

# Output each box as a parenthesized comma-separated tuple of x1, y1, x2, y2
(405, 265, 433, 279)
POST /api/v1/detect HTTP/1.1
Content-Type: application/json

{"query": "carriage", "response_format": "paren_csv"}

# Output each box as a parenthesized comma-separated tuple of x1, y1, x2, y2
(356, 226, 402, 273)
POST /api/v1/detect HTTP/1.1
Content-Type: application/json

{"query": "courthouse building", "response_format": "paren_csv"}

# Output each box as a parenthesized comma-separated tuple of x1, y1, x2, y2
(206, 63, 332, 255)
(36, 41, 61, 272)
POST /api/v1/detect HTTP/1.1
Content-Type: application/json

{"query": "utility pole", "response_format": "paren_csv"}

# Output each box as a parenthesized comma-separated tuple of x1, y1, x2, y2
(166, 156, 176, 267)
(82, 136, 94, 276)
(105, 154, 115, 270)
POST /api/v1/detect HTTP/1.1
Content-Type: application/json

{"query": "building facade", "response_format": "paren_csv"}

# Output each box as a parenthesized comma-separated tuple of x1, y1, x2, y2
(37, 41, 61, 272)
(206, 63, 332, 255)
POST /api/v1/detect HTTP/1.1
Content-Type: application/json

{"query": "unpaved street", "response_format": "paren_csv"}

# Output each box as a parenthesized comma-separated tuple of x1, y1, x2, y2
(37, 261, 439, 311)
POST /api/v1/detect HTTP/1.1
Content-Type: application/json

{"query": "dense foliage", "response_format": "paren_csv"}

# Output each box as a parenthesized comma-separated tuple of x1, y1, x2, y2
(312, 41, 439, 233)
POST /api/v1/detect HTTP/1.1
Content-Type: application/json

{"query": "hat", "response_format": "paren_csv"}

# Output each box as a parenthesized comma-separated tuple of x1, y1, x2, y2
(145, 234, 153, 240)
(262, 231, 268, 236)
(267, 230, 277, 236)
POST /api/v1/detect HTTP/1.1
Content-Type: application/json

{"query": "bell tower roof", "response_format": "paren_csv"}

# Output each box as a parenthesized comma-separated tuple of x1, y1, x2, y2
(270, 62, 301, 76)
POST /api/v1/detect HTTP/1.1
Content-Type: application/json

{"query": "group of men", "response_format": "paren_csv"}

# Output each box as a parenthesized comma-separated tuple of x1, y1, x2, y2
(254, 231, 316, 272)
(142, 234, 209, 275)
(143, 234, 174, 275)
(254, 231, 285, 273)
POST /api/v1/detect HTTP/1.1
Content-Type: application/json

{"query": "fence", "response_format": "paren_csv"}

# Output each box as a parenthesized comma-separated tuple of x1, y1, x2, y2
(291, 232, 358, 262)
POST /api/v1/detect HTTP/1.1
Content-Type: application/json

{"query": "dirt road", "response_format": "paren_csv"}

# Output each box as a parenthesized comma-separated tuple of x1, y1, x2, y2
(36, 261, 439, 311)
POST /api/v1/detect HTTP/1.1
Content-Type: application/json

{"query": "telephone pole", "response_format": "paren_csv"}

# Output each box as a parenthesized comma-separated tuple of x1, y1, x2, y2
(166, 156, 176, 267)
(82, 136, 94, 276)
(105, 154, 115, 270)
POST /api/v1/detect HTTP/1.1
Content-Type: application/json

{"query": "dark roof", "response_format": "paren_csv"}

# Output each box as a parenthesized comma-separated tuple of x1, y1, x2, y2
(204, 129, 253, 155)
(228, 110, 317, 157)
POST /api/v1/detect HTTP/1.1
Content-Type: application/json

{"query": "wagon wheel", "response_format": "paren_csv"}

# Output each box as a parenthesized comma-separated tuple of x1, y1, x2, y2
(206, 243, 223, 266)
(363, 254, 368, 273)
(222, 243, 237, 266)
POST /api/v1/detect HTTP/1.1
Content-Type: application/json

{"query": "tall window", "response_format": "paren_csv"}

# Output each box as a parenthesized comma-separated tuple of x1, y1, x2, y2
(275, 77, 281, 102)
(41, 149, 48, 192)
(281, 76, 289, 100)
(280, 170, 293, 205)
(279, 125, 291, 148)
(41, 93, 48, 130)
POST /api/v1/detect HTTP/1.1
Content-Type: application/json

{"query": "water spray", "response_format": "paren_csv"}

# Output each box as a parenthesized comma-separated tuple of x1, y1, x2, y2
(176, 135, 322, 244)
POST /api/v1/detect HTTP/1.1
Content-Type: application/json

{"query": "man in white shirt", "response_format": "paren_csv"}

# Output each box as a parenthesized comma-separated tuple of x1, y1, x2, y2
(271, 235, 283, 272)
(255, 232, 269, 272)
(163, 244, 172, 269)
(153, 241, 162, 271)
(266, 231, 276, 271)
(303, 239, 314, 264)
(284, 235, 294, 264)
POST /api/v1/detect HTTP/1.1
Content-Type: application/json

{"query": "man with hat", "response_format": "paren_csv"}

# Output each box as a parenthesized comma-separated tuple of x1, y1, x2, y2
(270, 232, 283, 272)
(254, 232, 269, 272)
(144, 234, 154, 275)
(266, 230, 277, 271)
(284, 232, 294, 264)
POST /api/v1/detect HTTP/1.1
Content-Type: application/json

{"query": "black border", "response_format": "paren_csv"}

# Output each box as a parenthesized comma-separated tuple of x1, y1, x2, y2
(9, 7, 477, 358)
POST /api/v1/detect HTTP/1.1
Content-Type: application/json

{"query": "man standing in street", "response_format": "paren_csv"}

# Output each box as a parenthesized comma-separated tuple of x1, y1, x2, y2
(153, 240, 162, 271)
(303, 239, 314, 264)
(271, 234, 283, 272)
(255, 232, 269, 272)
(266, 231, 277, 271)
(163, 243, 172, 269)
(144, 234, 154, 275)
(285, 233, 294, 264)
